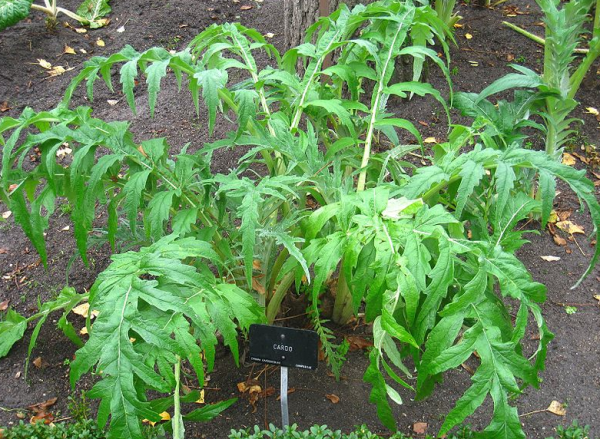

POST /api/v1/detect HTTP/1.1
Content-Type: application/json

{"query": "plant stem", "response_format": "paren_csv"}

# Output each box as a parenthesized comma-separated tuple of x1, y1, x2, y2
(266, 271, 296, 324)
(502, 21, 589, 54)
(173, 356, 184, 439)
(331, 269, 354, 324)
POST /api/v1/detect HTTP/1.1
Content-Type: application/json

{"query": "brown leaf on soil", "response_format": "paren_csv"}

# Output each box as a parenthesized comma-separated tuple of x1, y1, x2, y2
(556, 220, 585, 235)
(552, 234, 567, 246)
(540, 255, 561, 262)
(0, 101, 10, 112)
(556, 210, 572, 221)
(571, 152, 590, 164)
(506, 53, 515, 62)
(32, 357, 43, 368)
(237, 381, 249, 393)
(28, 397, 57, 423)
(593, 295, 600, 304)
(346, 335, 373, 351)
(561, 152, 576, 166)
(240, 5, 253, 10)
(276, 387, 295, 400)
(325, 394, 340, 404)
(547, 400, 566, 416)
(0, 300, 9, 311)
(413, 422, 428, 434)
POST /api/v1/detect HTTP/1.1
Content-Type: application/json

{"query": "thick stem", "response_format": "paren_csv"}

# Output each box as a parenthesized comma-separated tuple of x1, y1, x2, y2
(331, 269, 354, 324)
(266, 271, 296, 324)
(172, 356, 184, 439)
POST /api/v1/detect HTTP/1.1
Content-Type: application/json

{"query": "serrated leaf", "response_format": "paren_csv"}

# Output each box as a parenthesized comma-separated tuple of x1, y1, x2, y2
(146, 190, 176, 240)
(0, 308, 27, 357)
(0, 0, 32, 31)
(455, 160, 485, 217)
(193, 69, 227, 136)
(76, 0, 111, 27)
(183, 398, 236, 421)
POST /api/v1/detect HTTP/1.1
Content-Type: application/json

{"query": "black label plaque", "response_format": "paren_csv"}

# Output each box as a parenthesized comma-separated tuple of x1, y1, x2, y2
(248, 324, 319, 370)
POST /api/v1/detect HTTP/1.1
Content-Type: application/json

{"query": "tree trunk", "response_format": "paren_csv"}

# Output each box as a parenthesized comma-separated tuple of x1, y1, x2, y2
(284, 0, 372, 49)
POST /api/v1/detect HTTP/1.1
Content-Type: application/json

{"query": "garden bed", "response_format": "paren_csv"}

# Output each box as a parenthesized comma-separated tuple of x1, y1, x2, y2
(0, 0, 599, 438)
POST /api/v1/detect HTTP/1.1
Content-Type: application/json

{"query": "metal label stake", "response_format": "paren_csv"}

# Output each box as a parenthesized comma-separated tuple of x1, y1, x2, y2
(248, 324, 319, 427)
(280, 366, 289, 427)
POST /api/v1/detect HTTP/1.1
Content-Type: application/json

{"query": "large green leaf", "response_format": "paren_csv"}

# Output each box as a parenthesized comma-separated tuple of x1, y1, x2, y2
(0, 309, 27, 357)
(76, 0, 111, 27)
(0, 0, 32, 31)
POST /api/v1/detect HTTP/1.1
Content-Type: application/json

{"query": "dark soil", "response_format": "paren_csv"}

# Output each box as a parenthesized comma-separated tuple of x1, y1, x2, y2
(1, 0, 599, 438)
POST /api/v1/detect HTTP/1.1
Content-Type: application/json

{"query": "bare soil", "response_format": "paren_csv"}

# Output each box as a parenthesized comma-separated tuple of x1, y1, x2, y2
(0, 0, 599, 438)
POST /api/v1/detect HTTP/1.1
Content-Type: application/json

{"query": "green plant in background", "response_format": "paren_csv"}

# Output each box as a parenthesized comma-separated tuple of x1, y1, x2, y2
(0, 419, 105, 439)
(546, 420, 594, 439)
(1, 1, 600, 439)
(470, 0, 600, 158)
(0, 0, 111, 31)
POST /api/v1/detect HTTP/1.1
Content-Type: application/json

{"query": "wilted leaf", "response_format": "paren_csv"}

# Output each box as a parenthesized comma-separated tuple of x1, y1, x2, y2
(413, 422, 428, 434)
(561, 153, 576, 166)
(424, 137, 437, 143)
(584, 107, 599, 116)
(32, 357, 43, 368)
(37, 59, 52, 69)
(240, 5, 253, 10)
(552, 234, 567, 246)
(79, 326, 88, 335)
(0, 101, 10, 112)
(63, 45, 76, 55)
(75, 28, 87, 33)
(540, 255, 561, 262)
(346, 335, 374, 351)
(0, 300, 8, 310)
(265, 32, 275, 38)
(195, 389, 205, 404)
(556, 221, 585, 235)
(107, 99, 119, 106)
(325, 394, 340, 404)
(593, 295, 600, 303)
(546, 400, 566, 416)
(96, 38, 105, 47)
(465, 33, 473, 39)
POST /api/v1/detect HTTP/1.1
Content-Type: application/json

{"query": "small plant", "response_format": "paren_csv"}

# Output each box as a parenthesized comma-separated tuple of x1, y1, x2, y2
(229, 424, 411, 439)
(546, 420, 593, 439)
(564, 305, 578, 314)
(0, 0, 111, 31)
(0, 419, 105, 439)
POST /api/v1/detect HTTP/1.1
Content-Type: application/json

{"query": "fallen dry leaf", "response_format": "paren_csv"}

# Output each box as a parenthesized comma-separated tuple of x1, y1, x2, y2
(584, 107, 599, 116)
(346, 335, 374, 351)
(75, 27, 87, 34)
(556, 220, 585, 235)
(593, 295, 600, 303)
(556, 210, 572, 221)
(32, 357, 43, 369)
(195, 389, 205, 404)
(413, 422, 428, 434)
(552, 234, 567, 246)
(561, 152, 576, 166)
(325, 394, 340, 404)
(546, 400, 566, 416)
(0, 300, 9, 311)
(424, 137, 437, 143)
(540, 255, 561, 262)
(0, 101, 10, 112)
(107, 99, 119, 106)
(37, 59, 52, 69)
(79, 326, 88, 335)
(265, 32, 275, 38)
(240, 5, 253, 10)
(72, 303, 90, 317)
(63, 45, 76, 55)
(117, 25, 125, 33)
(1, 211, 11, 219)
(276, 387, 296, 401)
(96, 38, 105, 47)
(0, 248, 7, 254)
(465, 33, 473, 39)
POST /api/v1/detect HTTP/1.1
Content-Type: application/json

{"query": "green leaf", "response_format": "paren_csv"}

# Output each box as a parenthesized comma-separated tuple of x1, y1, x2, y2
(475, 65, 542, 103)
(0, 309, 27, 357)
(0, 0, 32, 31)
(234, 89, 257, 139)
(144, 57, 170, 117)
(363, 350, 396, 431)
(193, 69, 227, 136)
(172, 208, 198, 237)
(146, 190, 176, 240)
(455, 159, 485, 218)
(122, 169, 151, 232)
(76, 0, 111, 27)
(183, 398, 236, 421)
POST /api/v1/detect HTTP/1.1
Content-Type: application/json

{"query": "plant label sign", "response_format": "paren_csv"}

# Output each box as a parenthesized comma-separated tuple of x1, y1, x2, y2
(248, 324, 319, 370)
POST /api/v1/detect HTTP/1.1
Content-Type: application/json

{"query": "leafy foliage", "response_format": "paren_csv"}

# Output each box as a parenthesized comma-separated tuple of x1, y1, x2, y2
(1, 1, 599, 438)
(0, 0, 32, 31)
(1, 420, 105, 439)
